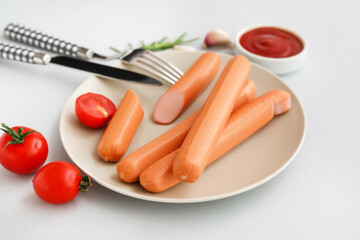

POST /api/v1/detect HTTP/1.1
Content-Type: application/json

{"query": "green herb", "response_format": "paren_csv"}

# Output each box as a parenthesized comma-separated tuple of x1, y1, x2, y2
(110, 33, 198, 53)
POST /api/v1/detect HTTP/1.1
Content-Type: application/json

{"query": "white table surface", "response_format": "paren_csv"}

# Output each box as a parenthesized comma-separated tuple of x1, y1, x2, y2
(0, 0, 359, 239)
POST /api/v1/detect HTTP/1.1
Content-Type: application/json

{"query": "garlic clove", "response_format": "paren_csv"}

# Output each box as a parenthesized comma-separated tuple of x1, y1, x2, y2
(202, 29, 233, 48)
(173, 45, 196, 51)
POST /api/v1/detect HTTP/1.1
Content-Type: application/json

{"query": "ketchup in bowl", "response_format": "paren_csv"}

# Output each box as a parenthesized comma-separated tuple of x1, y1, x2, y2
(239, 27, 303, 58)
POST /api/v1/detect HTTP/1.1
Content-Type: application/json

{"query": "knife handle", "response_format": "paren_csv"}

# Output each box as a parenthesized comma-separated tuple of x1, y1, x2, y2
(0, 42, 51, 65)
(4, 23, 93, 59)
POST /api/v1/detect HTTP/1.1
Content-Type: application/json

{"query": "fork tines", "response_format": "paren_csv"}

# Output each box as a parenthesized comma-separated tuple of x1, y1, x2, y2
(121, 49, 183, 84)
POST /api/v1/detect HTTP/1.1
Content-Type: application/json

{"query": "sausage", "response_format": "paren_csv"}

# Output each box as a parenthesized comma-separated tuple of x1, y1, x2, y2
(140, 90, 291, 192)
(153, 52, 221, 124)
(172, 55, 251, 182)
(97, 89, 144, 162)
(116, 80, 256, 183)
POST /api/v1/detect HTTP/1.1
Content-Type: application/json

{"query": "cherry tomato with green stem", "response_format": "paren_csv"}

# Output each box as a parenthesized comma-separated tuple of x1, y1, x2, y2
(32, 161, 91, 204)
(0, 123, 48, 175)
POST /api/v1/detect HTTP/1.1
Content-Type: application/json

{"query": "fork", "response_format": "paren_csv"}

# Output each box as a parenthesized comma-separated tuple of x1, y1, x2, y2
(4, 23, 183, 84)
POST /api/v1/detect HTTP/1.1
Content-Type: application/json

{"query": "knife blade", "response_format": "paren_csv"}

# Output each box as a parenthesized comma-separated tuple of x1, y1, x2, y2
(0, 42, 163, 85)
(50, 56, 162, 85)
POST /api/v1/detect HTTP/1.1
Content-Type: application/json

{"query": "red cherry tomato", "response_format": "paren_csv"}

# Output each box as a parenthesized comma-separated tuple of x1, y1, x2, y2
(75, 92, 116, 128)
(32, 161, 91, 204)
(0, 124, 48, 175)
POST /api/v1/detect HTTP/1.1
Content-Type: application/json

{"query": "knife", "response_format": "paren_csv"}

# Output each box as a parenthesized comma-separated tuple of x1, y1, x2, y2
(0, 42, 162, 85)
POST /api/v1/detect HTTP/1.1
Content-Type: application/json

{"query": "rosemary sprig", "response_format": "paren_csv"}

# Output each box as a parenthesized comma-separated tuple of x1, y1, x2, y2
(110, 33, 198, 53)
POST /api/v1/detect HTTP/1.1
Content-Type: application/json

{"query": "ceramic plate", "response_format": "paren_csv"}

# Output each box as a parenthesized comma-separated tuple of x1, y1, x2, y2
(60, 51, 306, 203)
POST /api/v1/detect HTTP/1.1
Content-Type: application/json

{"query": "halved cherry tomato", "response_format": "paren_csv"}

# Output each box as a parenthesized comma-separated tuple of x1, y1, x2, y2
(75, 92, 116, 128)
(0, 123, 48, 175)
(32, 161, 91, 204)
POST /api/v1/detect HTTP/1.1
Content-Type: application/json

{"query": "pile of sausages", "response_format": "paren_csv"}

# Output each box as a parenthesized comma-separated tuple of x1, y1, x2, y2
(97, 52, 291, 193)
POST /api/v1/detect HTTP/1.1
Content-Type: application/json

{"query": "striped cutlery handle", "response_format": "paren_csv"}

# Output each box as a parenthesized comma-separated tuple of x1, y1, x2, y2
(4, 23, 93, 59)
(0, 42, 50, 65)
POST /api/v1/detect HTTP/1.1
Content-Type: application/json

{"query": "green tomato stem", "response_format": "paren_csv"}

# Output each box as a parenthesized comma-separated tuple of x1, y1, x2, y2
(0, 123, 36, 150)
(79, 175, 92, 193)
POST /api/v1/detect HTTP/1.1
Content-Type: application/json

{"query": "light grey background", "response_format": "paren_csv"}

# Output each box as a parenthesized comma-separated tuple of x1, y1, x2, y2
(0, 0, 359, 239)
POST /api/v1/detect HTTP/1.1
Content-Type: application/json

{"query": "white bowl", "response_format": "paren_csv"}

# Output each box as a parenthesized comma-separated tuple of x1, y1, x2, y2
(234, 24, 307, 75)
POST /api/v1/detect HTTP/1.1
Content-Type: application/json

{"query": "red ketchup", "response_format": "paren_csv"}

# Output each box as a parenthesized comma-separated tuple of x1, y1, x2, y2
(240, 27, 303, 58)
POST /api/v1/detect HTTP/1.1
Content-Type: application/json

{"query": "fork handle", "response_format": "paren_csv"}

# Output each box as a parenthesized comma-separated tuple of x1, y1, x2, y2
(0, 42, 50, 65)
(4, 23, 93, 59)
